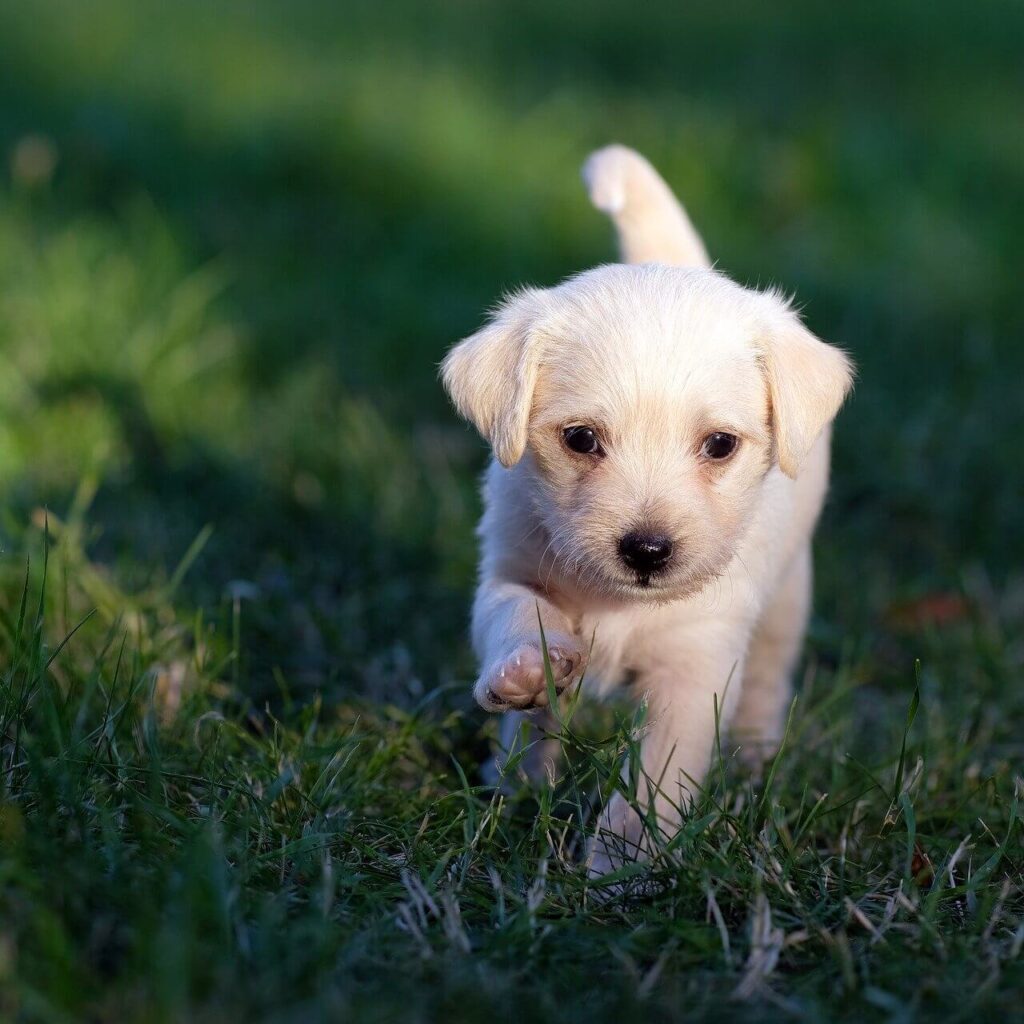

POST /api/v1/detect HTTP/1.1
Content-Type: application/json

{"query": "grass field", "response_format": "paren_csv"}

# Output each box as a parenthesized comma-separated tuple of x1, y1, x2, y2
(1, 1, 1023, 1020)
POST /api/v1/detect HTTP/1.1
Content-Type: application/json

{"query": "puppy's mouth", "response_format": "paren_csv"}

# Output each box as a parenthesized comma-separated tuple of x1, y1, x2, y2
(547, 537, 717, 604)
(564, 558, 712, 607)
(627, 572, 674, 593)
(616, 557, 723, 601)
(617, 572, 711, 605)
(615, 563, 678, 594)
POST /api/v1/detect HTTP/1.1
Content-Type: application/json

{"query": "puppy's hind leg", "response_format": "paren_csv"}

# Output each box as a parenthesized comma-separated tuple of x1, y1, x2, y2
(481, 709, 562, 789)
(732, 545, 812, 769)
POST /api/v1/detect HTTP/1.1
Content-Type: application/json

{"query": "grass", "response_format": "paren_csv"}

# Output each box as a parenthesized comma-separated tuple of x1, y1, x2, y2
(0, 0, 1022, 1020)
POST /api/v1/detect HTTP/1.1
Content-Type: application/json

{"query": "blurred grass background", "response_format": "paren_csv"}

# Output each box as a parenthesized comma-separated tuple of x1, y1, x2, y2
(1, 0, 1021, 671)
(0, 1, 1022, 1020)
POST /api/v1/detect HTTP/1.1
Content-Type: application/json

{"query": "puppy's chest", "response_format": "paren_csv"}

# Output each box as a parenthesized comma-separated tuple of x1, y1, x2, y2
(573, 609, 644, 697)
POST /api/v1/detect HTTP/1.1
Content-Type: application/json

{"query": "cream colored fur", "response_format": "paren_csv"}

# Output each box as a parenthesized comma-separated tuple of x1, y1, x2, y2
(442, 145, 853, 873)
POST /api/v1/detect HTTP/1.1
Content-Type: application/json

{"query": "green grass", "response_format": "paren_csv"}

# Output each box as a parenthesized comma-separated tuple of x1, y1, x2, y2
(1, 1, 1023, 1020)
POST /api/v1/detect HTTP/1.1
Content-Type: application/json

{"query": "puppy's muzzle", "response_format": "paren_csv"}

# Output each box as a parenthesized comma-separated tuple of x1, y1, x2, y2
(618, 531, 674, 577)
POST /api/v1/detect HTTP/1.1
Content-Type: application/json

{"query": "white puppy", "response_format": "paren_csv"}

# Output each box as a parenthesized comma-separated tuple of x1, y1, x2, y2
(442, 145, 853, 869)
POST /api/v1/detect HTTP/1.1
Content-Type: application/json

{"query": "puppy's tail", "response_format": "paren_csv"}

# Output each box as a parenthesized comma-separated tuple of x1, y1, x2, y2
(582, 145, 710, 268)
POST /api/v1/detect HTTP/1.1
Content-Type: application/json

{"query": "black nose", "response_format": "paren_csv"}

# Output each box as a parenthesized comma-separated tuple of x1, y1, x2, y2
(618, 531, 674, 574)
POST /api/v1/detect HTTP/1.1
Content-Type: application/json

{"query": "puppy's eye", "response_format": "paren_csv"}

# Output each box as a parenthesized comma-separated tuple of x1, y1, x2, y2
(701, 432, 739, 460)
(563, 425, 603, 455)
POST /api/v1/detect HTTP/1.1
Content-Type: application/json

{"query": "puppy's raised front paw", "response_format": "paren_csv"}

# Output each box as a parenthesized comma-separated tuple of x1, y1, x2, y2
(474, 637, 586, 712)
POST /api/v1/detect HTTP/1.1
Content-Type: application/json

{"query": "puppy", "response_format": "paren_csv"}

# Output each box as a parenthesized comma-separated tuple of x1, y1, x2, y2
(442, 145, 853, 870)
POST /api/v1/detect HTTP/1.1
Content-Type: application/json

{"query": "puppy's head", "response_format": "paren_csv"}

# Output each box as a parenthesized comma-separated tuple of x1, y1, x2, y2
(443, 264, 853, 602)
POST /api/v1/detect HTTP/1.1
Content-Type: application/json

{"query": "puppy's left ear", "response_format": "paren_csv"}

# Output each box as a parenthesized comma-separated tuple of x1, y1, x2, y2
(441, 289, 547, 467)
(761, 313, 854, 479)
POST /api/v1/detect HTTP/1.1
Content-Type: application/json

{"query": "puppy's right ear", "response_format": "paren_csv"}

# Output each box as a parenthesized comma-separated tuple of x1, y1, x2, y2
(441, 289, 547, 467)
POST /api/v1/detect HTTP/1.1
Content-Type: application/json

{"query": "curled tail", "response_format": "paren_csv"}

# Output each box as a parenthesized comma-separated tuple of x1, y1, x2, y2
(582, 145, 710, 268)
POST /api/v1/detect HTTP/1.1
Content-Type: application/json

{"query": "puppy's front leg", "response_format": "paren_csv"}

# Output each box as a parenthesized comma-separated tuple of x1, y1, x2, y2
(590, 630, 747, 874)
(471, 579, 587, 712)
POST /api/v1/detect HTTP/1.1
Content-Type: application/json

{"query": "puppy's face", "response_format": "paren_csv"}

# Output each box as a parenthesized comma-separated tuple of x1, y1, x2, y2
(443, 265, 852, 603)
(526, 273, 774, 600)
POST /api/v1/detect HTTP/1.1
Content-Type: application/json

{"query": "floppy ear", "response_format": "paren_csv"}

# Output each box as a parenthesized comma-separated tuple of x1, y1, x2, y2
(441, 289, 547, 467)
(761, 314, 854, 479)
